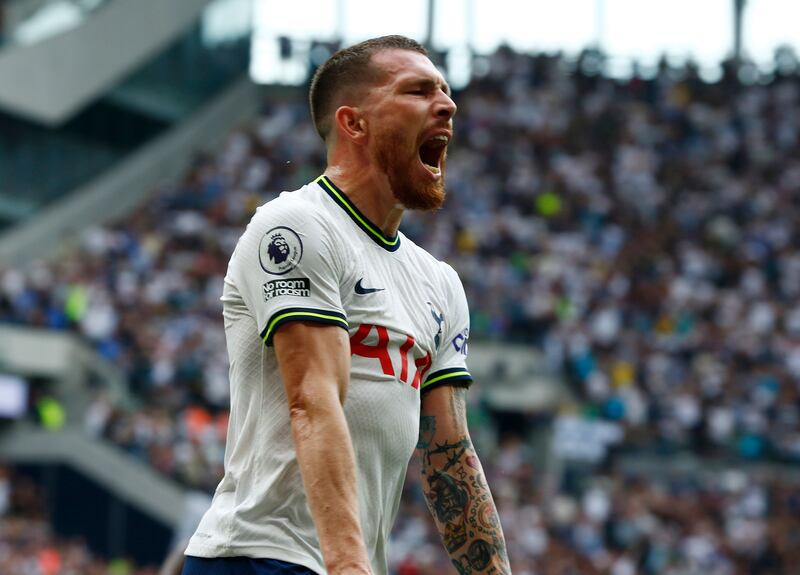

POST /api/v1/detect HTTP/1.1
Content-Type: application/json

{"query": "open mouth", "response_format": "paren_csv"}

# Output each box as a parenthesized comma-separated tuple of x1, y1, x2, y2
(418, 135, 449, 176)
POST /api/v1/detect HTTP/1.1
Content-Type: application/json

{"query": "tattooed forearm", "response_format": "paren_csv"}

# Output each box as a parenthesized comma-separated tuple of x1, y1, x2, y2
(418, 389, 510, 574)
(425, 447, 510, 572)
(417, 416, 436, 449)
(425, 437, 470, 472)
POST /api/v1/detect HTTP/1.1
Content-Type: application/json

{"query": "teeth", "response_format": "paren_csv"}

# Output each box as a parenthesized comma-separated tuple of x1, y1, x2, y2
(427, 166, 441, 174)
(431, 135, 449, 143)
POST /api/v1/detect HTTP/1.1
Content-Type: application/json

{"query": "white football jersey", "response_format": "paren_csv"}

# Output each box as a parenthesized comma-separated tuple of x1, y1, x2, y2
(185, 176, 472, 575)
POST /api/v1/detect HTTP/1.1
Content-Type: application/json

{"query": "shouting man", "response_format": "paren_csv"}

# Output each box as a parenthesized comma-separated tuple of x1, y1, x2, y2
(183, 35, 510, 575)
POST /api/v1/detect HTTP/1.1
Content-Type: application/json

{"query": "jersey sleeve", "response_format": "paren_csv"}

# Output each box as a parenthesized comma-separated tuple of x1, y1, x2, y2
(421, 264, 473, 394)
(230, 198, 347, 346)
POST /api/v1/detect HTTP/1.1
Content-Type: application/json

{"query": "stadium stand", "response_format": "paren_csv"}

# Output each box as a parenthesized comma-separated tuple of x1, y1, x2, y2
(0, 0, 250, 233)
(3, 34, 800, 574)
(0, 1, 212, 124)
(0, 464, 160, 575)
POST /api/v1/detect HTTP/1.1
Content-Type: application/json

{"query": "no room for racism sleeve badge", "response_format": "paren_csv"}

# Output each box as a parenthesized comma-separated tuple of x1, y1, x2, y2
(259, 226, 304, 275)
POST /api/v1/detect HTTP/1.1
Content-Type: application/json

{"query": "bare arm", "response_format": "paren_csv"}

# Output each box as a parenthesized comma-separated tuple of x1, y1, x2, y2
(274, 322, 371, 575)
(416, 385, 510, 574)
(158, 541, 186, 575)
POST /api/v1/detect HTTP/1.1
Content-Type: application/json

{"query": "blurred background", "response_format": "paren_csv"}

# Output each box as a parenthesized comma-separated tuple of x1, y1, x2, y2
(1, 0, 800, 573)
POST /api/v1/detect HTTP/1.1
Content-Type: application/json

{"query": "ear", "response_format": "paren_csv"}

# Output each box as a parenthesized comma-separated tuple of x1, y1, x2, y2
(333, 105, 367, 144)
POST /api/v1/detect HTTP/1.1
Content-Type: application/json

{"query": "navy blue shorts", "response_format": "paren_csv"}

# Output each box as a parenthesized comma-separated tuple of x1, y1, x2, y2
(182, 556, 318, 575)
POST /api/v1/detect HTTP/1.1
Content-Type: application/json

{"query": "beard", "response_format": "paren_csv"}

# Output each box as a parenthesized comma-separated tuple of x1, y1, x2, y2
(374, 130, 446, 211)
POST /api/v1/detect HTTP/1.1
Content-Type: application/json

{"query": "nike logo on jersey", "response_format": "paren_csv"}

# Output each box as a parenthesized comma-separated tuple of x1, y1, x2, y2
(355, 278, 385, 295)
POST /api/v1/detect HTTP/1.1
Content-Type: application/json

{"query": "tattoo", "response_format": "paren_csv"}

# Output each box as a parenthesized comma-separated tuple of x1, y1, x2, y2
(425, 437, 470, 472)
(452, 558, 469, 575)
(471, 500, 499, 535)
(429, 471, 469, 523)
(466, 540, 492, 569)
(420, 386, 509, 572)
(421, 440, 509, 570)
(452, 539, 506, 574)
(444, 516, 468, 552)
(417, 416, 436, 449)
(452, 558, 470, 575)
(428, 471, 469, 551)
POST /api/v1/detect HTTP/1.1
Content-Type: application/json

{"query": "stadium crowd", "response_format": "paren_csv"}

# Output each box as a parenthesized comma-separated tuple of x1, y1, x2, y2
(0, 466, 157, 575)
(393, 437, 800, 574)
(3, 449, 800, 574)
(2, 44, 800, 572)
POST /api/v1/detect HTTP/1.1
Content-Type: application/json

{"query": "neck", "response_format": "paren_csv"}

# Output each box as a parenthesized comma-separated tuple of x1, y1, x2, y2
(323, 160, 405, 238)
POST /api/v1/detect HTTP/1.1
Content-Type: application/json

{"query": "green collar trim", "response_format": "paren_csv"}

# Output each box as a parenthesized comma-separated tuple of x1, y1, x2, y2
(316, 175, 401, 252)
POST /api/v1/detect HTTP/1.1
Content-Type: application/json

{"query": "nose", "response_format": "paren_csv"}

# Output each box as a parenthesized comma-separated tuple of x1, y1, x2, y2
(435, 90, 457, 121)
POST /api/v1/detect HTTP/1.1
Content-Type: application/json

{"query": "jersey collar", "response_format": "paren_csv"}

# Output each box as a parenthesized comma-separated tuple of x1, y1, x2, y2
(316, 175, 401, 252)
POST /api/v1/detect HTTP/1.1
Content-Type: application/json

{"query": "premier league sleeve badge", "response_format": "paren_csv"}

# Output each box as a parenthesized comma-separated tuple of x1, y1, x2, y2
(259, 226, 304, 275)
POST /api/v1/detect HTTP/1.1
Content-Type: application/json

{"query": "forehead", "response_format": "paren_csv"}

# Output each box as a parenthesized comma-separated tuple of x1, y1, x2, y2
(370, 49, 447, 90)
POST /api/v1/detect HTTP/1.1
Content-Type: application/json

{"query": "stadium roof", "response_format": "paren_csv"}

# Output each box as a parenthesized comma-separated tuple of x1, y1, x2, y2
(240, 0, 800, 85)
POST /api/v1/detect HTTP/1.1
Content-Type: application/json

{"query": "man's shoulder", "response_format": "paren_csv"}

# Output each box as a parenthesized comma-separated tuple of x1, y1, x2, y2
(401, 234, 461, 287)
(250, 182, 330, 230)
(230, 181, 338, 272)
